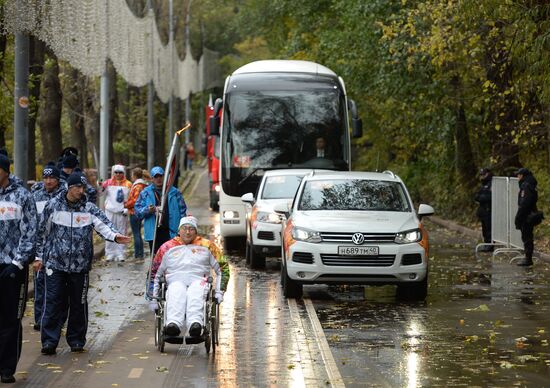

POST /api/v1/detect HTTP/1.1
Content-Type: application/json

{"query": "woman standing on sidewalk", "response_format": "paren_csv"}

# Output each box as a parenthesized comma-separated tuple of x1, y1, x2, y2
(125, 168, 148, 259)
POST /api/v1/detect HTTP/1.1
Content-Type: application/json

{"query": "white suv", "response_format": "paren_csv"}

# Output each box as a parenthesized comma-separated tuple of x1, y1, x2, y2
(277, 171, 434, 299)
(241, 169, 319, 268)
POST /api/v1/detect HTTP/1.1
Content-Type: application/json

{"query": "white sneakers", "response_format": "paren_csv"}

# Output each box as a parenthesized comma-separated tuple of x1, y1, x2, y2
(105, 255, 125, 262)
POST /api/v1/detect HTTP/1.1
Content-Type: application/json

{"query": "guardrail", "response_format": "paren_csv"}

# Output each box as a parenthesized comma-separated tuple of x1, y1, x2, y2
(475, 177, 524, 259)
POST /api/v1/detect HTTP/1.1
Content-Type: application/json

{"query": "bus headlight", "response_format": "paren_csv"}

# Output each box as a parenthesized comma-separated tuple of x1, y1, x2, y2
(395, 229, 422, 244)
(223, 210, 238, 219)
(223, 210, 240, 224)
(291, 227, 322, 243)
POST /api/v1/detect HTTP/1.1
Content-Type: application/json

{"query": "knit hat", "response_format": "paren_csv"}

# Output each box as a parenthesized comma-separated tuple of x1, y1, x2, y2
(150, 166, 164, 177)
(515, 167, 530, 176)
(66, 171, 87, 188)
(112, 164, 125, 174)
(42, 162, 60, 180)
(179, 216, 198, 231)
(0, 154, 10, 173)
(62, 154, 79, 169)
(479, 168, 491, 175)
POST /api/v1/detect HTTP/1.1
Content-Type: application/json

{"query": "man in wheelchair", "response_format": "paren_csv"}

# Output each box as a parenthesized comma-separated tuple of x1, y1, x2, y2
(151, 216, 229, 338)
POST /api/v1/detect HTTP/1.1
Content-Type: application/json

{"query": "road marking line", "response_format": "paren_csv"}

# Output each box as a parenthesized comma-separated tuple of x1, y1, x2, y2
(189, 169, 207, 198)
(128, 368, 143, 379)
(287, 298, 313, 385)
(304, 298, 345, 388)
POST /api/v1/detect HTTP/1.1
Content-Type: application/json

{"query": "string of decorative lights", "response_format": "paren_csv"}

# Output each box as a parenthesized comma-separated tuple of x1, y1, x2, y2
(2, 0, 220, 102)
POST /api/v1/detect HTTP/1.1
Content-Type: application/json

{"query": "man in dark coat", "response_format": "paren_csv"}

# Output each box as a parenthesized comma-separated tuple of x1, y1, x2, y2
(514, 168, 539, 266)
(474, 168, 493, 251)
(0, 154, 37, 383)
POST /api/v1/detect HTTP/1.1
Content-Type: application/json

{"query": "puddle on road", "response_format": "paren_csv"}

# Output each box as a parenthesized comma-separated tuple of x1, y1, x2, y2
(311, 223, 550, 387)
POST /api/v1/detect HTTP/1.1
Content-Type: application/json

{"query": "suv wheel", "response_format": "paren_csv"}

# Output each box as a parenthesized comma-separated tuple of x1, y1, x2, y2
(396, 276, 428, 301)
(249, 244, 266, 269)
(282, 264, 303, 298)
(245, 241, 252, 265)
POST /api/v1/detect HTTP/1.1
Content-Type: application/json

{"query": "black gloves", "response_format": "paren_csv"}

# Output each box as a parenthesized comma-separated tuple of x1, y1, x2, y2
(1, 264, 22, 279)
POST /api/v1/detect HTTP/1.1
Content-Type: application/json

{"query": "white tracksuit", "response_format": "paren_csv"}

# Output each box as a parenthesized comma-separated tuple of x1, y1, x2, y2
(153, 243, 222, 334)
(102, 174, 131, 259)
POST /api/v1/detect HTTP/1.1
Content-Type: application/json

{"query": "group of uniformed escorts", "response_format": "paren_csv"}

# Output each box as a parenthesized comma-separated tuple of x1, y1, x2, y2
(0, 150, 229, 384)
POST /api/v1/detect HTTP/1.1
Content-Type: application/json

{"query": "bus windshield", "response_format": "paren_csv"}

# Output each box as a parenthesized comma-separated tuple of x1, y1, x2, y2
(222, 89, 349, 196)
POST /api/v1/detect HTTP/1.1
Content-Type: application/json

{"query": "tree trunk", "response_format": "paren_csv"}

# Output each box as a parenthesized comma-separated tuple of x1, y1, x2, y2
(27, 37, 46, 179)
(38, 54, 63, 163)
(65, 67, 88, 168)
(84, 79, 100, 171)
(483, 22, 521, 170)
(450, 76, 476, 189)
(107, 60, 117, 166)
(0, 32, 7, 150)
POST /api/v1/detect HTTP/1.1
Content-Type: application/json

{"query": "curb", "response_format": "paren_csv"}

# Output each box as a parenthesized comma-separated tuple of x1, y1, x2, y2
(428, 215, 550, 261)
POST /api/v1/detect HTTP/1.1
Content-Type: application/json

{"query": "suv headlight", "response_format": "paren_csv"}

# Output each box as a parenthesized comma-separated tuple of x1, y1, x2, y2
(395, 229, 422, 244)
(291, 227, 322, 243)
(256, 211, 281, 224)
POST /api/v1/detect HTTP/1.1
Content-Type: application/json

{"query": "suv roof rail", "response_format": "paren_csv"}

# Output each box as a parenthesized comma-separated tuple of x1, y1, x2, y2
(382, 170, 396, 178)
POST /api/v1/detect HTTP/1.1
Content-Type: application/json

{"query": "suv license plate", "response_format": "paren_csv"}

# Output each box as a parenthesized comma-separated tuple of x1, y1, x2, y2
(338, 246, 379, 256)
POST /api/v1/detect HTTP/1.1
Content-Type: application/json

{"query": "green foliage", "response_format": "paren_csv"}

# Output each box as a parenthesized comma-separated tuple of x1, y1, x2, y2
(215, 0, 550, 223)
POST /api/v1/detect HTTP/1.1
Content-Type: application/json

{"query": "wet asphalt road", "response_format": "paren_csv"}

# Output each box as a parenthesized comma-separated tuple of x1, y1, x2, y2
(13, 166, 550, 387)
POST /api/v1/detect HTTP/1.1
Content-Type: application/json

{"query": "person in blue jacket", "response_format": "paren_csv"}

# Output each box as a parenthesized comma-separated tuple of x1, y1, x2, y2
(134, 166, 187, 255)
(0, 154, 37, 384)
(35, 171, 130, 355)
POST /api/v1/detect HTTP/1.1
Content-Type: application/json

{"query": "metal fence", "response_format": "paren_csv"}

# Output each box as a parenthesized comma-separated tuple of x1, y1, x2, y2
(476, 177, 523, 258)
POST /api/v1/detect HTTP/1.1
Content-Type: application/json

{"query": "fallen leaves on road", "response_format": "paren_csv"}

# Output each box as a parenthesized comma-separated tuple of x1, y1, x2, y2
(465, 304, 490, 312)
(156, 366, 169, 373)
(517, 355, 538, 363)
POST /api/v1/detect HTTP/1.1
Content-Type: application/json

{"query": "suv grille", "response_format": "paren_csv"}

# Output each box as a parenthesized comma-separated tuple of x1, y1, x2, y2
(321, 254, 395, 267)
(320, 232, 396, 243)
(292, 252, 314, 264)
(258, 231, 275, 241)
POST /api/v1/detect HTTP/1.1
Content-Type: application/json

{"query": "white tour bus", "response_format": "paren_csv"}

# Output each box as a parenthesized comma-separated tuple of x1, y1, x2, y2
(210, 60, 363, 249)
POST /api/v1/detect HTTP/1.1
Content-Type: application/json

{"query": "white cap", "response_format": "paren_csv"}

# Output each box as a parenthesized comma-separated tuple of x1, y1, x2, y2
(112, 164, 125, 174)
(179, 216, 198, 230)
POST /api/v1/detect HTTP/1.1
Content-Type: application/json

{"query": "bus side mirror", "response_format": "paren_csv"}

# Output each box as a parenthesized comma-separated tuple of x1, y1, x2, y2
(210, 98, 223, 136)
(348, 99, 363, 138)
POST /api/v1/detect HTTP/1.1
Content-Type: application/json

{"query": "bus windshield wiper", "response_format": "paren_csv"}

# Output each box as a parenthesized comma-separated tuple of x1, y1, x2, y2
(238, 167, 265, 186)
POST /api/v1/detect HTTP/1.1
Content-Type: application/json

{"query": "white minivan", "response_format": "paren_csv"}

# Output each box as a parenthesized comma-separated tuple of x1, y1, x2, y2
(241, 169, 319, 268)
(276, 171, 434, 299)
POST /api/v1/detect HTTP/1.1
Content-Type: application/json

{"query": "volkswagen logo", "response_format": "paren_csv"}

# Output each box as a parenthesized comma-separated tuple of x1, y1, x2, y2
(352, 233, 364, 245)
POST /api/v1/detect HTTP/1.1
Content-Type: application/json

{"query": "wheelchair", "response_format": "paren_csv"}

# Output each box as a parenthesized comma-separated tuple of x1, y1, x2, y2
(154, 275, 220, 353)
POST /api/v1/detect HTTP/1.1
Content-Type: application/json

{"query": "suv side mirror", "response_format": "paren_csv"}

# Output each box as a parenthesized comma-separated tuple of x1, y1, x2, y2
(273, 202, 290, 219)
(418, 204, 435, 220)
(241, 192, 254, 204)
(210, 98, 223, 136)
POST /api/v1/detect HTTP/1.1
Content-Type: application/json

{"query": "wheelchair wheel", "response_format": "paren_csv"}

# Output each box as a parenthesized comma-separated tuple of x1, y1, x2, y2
(210, 302, 218, 353)
(154, 314, 160, 347)
(157, 309, 165, 353)
(204, 304, 212, 354)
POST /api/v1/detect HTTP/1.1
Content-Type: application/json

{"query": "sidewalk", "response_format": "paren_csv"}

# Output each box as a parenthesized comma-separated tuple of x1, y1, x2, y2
(429, 215, 550, 261)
